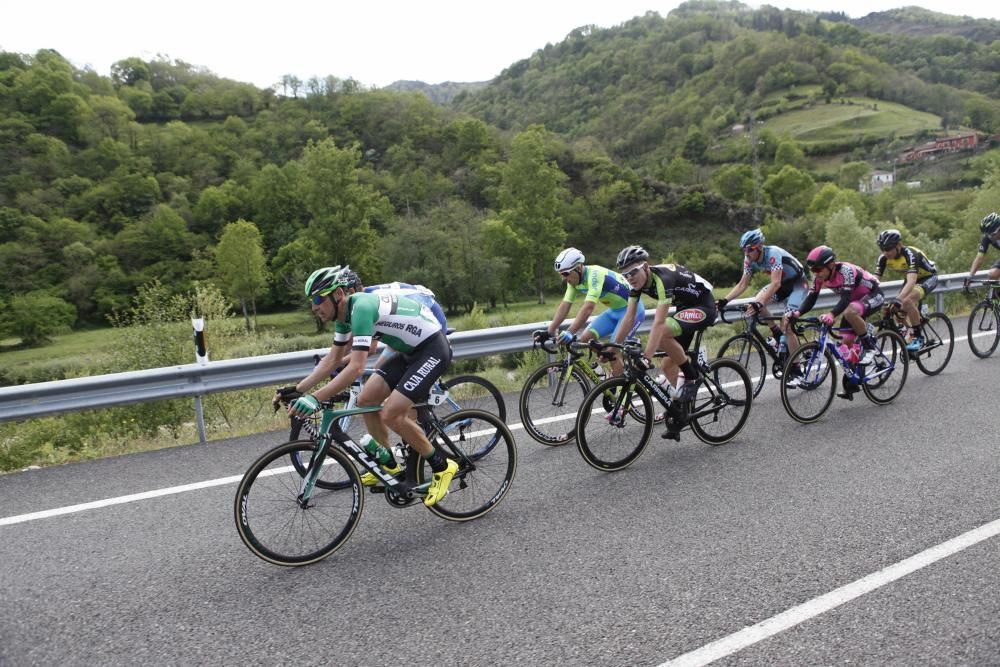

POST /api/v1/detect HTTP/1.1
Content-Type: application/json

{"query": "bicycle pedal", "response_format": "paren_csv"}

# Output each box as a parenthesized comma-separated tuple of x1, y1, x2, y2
(661, 430, 681, 441)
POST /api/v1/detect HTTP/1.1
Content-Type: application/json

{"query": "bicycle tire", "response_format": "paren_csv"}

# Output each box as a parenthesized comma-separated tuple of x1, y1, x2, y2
(575, 377, 653, 472)
(415, 409, 517, 521)
(718, 334, 767, 398)
(967, 300, 1000, 358)
(235, 440, 363, 566)
(780, 342, 836, 424)
(518, 361, 590, 445)
(440, 375, 507, 422)
(862, 330, 908, 405)
(913, 312, 953, 376)
(689, 358, 752, 445)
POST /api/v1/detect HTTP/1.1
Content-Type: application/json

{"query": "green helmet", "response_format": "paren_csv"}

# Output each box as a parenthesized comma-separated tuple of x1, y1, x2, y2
(304, 265, 346, 298)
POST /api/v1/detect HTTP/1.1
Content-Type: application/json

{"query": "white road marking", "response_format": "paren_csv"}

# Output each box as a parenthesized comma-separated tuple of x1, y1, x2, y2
(658, 517, 1000, 667)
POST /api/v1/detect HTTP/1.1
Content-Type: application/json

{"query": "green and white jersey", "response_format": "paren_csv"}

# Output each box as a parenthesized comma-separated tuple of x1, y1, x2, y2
(562, 265, 631, 311)
(334, 292, 442, 354)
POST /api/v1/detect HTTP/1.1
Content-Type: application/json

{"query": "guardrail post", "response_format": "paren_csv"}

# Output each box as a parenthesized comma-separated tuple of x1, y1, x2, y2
(192, 317, 208, 443)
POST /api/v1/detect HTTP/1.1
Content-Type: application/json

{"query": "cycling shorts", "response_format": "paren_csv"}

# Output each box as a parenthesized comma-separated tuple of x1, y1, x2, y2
(373, 331, 452, 402)
(914, 275, 939, 300)
(586, 301, 645, 340)
(665, 295, 717, 351)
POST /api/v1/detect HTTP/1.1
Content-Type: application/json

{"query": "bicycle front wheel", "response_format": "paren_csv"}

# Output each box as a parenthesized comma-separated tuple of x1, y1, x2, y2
(440, 375, 507, 421)
(575, 377, 653, 471)
(914, 312, 953, 376)
(416, 409, 517, 521)
(780, 342, 836, 424)
(862, 330, 908, 405)
(235, 441, 363, 566)
(718, 334, 767, 398)
(518, 361, 590, 445)
(967, 300, 1000, 358)
(689, 358, 752, 445)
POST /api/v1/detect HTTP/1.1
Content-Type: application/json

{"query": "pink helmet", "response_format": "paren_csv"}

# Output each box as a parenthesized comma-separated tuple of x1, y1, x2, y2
(805, 245, 835, 269)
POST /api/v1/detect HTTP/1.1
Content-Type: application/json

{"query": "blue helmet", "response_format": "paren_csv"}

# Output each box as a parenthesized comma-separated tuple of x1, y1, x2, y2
(739, 229, 765, 249)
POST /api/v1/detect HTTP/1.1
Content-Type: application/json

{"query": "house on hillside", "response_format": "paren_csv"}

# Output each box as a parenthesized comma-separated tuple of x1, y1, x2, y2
(860, 170, 894, 193)
(898, 132, 979, 163)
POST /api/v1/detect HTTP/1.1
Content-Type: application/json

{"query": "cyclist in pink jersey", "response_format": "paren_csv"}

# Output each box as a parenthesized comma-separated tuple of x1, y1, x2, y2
(784, 246, 885, 398)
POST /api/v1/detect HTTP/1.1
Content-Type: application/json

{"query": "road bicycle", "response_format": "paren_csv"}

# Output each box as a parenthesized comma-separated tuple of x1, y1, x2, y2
(573, 328, 753, 472)
(966, 279, 1000, 358)
(779, 317, 908, 424)
(518, 332, 621, 446)
(874, 300, 954, 375)
(235, 395, 517, 566)
(716, 305, 813, 398)
(287, 364, 506, 482)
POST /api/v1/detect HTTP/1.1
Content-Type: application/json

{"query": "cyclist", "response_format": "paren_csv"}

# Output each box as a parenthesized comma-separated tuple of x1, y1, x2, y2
(538, 247, 644, 375)
(963, 212, 1000, 291)
(873, 229, 938, 353)
(785, 246, 885, 400)
(277, 266, 457, 507)
(717, 228, 808, 361)
(615, 245, 716, 436)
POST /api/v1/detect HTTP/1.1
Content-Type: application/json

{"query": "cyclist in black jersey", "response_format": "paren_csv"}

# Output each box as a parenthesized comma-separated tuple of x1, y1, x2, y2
(874, 229, 939, 353)
(964, 212, 1000, 291)
(615, 245, 717, 405)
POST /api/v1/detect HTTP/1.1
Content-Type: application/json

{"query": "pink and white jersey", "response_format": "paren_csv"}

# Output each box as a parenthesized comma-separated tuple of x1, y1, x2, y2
(810, 262, 878, 302)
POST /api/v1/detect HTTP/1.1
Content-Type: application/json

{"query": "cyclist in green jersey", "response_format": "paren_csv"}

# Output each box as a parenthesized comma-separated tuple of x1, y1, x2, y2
(278, 267, 457, 507)
(540, 247, 645, 375)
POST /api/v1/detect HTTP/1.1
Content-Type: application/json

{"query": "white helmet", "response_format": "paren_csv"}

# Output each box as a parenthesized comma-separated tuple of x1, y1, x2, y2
(554, 247, 585, 272)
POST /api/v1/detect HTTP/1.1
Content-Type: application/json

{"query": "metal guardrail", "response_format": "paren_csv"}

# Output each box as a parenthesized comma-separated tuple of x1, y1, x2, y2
(0, 273, 973, 426)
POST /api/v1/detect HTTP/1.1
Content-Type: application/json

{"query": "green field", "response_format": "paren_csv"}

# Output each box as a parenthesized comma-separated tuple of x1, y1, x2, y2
(763, 97, 940, 146)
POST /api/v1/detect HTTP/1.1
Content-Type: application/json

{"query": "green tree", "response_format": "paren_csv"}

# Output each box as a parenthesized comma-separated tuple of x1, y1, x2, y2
(710, 163, 754, 201)
(763, 165, 816, 215)
(497, 125, 569, 303)
(774, 139, 807, 170)
(825, 207, 875, 270)
(837, 161, 871, 190)
(215, 219, 268, 331)
(0, 293, 76, 346)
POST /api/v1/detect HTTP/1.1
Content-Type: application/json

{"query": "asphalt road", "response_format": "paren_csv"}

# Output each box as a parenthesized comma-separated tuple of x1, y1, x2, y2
(2, 319, 999, 666)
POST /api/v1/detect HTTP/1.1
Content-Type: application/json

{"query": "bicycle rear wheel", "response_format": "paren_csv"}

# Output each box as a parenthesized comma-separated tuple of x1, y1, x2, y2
(780, 342, 836, 424)
(717, 334, 767, 398)
(913, 312, 953, 376)
(575, 377, 653, 471)
(689, 358, 752, 445)
(518, 361, 590, 445)
(416, 409, 517, 521)
(862, 331, 908, 405)
(235, 441, 363, 566)
(967, 300, 1000, 358)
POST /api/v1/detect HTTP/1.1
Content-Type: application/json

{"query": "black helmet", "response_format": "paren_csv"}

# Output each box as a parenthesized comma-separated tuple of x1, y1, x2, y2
(616, 245, 650, 270)
(981, 212, 1000, 235)
(805, 245, 836, 269)
(877, 229, 901, 251)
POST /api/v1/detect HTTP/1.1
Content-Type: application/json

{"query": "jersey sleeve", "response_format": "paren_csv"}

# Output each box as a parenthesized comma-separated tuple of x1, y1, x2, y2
(333, 321, 352, 347)
(978, 235, 991, 255)
(874, 254, 887, 277)
(902, 247, 918, 273)
(346, 295, 378, 351)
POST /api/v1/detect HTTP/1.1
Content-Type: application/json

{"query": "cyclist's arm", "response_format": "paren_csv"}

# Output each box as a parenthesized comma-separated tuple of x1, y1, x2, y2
(969, 252, 986, 277)
(567, 300, 596, 336)
(547, 300, 572, 337)
(755, 267, 784, 304)
(614, 299, 639, 345)
(723, 272, 751, 302)
(644, 302, 671, 360)
(313, 346, 370, 403)
(296, 343, 346, 394)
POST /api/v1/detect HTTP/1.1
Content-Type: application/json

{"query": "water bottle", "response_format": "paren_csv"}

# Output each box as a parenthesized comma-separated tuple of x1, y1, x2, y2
(920, 303, 929, 317)
(697, 345, 709, 367)
(654, 374, 669, 387)
(777, 335, 788, 355)
(592, 361, 606, 379)
(848, 344, 861, 364)
(765, 336, 778, 352)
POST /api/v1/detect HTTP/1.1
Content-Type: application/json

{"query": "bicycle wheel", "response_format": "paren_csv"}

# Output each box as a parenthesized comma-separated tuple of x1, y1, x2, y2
(289, 406, 365, 491)
(416, 409, 517, 521)
(913, 313, 954, 376)
(440, 375, 507, 421)
(967, 300, 1000, 358)
(689, 358, 752, 445)
(780, 342, 836, 424)
(235, 441, 363, 566)
(518, 361, 590, 445)
(862, 330, 908, 405)
(575, 377, 653, 471)
(717, 334, 767, 398)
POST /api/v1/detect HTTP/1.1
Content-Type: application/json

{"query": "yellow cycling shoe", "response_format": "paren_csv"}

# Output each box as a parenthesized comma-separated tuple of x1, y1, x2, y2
(360, 462, 401, 487)
(423, 458, 458, 506)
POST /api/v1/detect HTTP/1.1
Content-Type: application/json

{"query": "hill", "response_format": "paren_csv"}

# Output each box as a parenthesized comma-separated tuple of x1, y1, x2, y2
(851, 6, 1000, 42)
(381, 79, 488, 104)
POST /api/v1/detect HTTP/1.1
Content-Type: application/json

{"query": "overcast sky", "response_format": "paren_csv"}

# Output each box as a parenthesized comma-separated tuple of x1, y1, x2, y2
(3, 1, 999, 90)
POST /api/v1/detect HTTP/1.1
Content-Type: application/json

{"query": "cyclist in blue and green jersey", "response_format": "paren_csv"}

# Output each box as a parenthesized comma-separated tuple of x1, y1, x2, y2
(540, 247, 645, 375)
(615, 245, 716, 403)
(964, 212, 1000, 291)
(281, 267, 457, 507)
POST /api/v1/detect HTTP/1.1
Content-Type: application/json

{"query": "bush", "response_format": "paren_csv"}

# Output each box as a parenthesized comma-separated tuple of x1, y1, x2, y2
(0, 293, 76, 346)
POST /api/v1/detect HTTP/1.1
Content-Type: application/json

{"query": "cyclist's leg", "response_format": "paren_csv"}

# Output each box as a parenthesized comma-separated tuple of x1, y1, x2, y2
(360, 365, 396, 448)
(754, 286, 782, 340)
(783, 280, 809, 354)
(586, 308, 620, 374)
(900, 281, 924, 330)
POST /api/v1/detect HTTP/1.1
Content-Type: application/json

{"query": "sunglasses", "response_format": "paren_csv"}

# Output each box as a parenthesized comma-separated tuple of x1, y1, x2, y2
(622, 266, 643, 279)
(310, 294, 326, 305)
(559, 270, 573, 277)
(742, 245, 761, 254)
